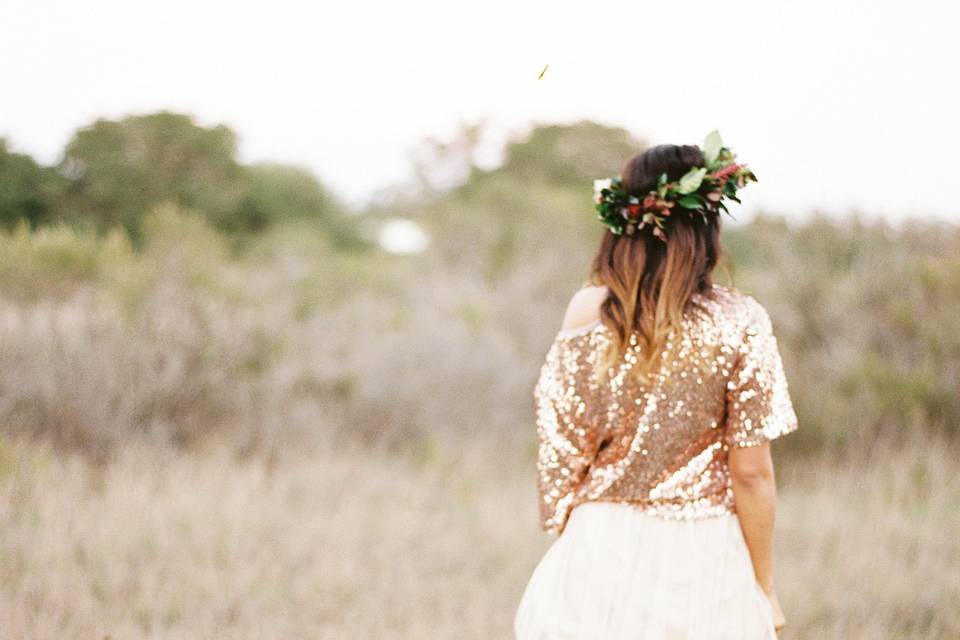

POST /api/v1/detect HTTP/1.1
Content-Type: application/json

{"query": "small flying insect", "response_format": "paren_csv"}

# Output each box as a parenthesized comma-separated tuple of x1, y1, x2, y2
(538, 64, 549, 80)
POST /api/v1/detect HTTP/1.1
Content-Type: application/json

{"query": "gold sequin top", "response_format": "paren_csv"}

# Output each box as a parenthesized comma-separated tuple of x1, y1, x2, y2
(533, 284, 799, 536)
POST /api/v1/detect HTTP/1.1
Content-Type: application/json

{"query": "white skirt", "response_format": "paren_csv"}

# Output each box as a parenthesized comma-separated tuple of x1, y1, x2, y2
(514, 501, 777, 640)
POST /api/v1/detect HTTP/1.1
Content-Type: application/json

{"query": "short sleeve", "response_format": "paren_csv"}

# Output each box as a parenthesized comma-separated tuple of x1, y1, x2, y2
(724, 300, 799, 448)
(533, 341, 603, 536)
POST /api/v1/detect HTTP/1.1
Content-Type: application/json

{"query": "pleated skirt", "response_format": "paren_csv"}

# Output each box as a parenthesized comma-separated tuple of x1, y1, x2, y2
(514, 501, 777, 640)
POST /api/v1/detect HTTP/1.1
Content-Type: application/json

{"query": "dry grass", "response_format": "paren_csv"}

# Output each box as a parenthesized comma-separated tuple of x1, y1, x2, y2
(773, 428, 960, 639)
(1, 431, 957, 640)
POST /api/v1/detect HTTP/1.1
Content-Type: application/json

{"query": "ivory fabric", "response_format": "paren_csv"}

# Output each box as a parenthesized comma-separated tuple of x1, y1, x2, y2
(514, 501, 778, 640)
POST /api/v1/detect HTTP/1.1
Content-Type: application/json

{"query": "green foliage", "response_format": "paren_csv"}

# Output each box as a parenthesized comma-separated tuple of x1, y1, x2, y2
(58, 112, 243, 240)
(0, 117, 958, 463)
(497, 119, 644, 185)
(0, 221, 134, 300)
(702, 130, 723, 167)
(233, 163, 366, 249)
(724, 213, 960, 450)
(0, 112, 366, 249)
(412, 121, 642, 282)
(675, 167, 707, 194)
(0, 138, 61, 229)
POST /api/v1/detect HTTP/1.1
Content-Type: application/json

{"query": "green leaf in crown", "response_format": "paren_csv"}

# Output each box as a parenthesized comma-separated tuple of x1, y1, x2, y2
(676, 167, 708, 195)
(590, 130, 756, 241)
(702, 130, 723, 169)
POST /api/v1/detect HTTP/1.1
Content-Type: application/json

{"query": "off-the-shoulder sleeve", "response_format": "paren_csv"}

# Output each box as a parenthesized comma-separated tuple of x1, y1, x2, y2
(533, 341, 602, 536)
(724, 300, 799, 448)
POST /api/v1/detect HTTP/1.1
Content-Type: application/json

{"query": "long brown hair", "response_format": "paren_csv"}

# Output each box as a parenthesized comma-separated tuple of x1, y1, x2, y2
(586, 144, 731, 384)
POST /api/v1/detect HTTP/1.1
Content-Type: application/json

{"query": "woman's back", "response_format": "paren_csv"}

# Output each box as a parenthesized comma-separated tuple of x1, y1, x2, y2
(533, 283, 798, 537)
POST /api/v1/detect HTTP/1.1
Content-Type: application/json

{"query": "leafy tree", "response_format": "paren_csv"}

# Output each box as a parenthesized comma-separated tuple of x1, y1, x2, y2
(235, 163, 367, 248)
(55, 111, 367, 248)
(58, 112, 244, 239)
(0, 138, 60, 229)
(417, 120, 648, 280)
(496, 119, 645, 185)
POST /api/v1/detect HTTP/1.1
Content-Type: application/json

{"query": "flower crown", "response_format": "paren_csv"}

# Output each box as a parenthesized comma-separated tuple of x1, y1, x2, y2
(593, 130, 757, 240)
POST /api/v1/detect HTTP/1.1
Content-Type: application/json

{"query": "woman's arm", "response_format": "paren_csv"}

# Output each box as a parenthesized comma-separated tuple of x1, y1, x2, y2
(724, 298, 796, 635)
(729, 441, 786, 634)
(729, 442, 777, 591)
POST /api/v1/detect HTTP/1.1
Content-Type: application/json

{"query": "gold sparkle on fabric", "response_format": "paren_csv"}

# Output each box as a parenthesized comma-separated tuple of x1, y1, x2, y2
(532, 284, 799, 536)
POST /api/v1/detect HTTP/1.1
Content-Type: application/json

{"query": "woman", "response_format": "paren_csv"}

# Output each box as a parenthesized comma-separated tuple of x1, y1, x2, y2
(514, 134, 798, 639)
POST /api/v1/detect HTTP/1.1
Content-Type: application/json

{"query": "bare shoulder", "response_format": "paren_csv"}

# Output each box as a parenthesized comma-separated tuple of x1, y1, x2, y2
(560, 285, 609, 332)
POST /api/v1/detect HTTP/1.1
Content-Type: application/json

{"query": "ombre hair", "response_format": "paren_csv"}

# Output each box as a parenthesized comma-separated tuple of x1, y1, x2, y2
(586, 144, 731, 385)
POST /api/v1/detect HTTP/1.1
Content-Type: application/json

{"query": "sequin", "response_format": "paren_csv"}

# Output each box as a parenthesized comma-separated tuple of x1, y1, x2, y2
(533, 284, 799, 536)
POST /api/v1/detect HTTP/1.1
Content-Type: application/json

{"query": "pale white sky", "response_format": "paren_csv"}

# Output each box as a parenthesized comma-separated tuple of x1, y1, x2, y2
(2, 0, 958, 224)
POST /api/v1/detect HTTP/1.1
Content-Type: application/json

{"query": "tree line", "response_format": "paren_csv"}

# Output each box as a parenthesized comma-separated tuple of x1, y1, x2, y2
(0, 111, 366, 248)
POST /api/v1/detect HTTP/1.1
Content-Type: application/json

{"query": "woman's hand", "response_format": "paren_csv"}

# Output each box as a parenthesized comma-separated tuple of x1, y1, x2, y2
(765, 588, 786, 636)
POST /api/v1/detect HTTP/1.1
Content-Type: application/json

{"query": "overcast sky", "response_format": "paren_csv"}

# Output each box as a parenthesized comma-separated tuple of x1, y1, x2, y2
(2, 0, 958, 225)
